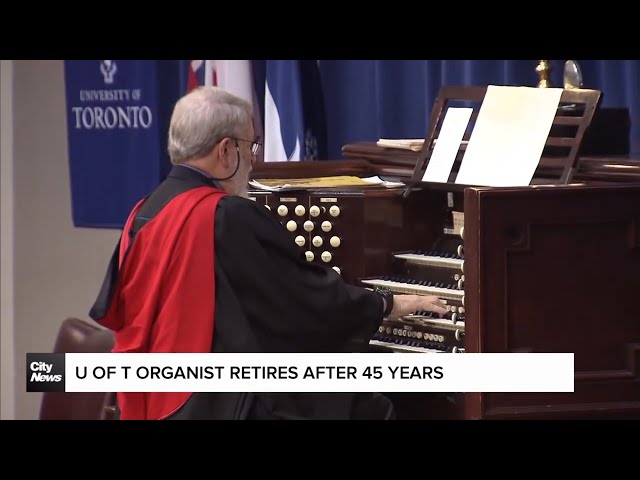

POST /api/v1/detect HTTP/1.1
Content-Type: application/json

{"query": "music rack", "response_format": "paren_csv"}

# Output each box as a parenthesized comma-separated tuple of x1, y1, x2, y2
(403, 85, 602, 198)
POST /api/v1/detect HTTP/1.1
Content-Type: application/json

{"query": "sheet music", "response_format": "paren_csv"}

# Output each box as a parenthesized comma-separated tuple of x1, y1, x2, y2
(422, 107, 473, 183)
(455, 85, 563, 187)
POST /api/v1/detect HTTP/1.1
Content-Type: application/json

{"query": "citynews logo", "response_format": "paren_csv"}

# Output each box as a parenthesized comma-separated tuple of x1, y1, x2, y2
(27, 353, 65, 392)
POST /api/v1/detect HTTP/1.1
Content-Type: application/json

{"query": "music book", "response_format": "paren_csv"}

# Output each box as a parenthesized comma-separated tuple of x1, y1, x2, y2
(250, 176, 405, 192)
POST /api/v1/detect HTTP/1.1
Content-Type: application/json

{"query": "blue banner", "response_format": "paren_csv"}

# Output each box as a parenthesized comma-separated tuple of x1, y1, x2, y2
(64, 60, 181, 228)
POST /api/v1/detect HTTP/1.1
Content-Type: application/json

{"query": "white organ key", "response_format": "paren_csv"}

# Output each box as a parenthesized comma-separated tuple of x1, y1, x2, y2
(369, 340, 445, 354)
(403, 315, 465, 331)
(394, 253, 463, 270)
(360, 278, 464, 301)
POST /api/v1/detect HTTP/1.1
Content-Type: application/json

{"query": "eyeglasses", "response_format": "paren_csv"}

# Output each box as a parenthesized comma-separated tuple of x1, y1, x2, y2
(235, 138, 262, 156)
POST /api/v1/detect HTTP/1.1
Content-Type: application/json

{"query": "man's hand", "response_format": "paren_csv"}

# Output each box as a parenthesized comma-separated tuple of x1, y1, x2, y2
(389, 294, 448, 319)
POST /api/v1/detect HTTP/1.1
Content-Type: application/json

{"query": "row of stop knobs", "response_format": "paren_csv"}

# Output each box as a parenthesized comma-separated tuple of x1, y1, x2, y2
(284, 219, 337, 234)
(294, 235, 341, 248)
(269, 204, 342, 218)
(379, 326, 449, 343)
(303, 250, 341, 272)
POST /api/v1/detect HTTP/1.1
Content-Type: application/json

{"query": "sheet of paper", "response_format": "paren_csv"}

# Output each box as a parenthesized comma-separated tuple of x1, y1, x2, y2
(422, 107, 473, 182)
(455, 85, 563, 187)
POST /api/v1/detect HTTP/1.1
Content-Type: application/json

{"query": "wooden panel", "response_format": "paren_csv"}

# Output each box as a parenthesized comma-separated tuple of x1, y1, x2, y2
(251, 159, 372, 179)
(464, 184, 640, 419)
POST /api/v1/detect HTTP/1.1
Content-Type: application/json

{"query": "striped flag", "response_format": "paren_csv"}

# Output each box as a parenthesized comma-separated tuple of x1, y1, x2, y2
(264, 60, 303, 162)
(186, 60, 206, 92)
(263, 60, 327, 162)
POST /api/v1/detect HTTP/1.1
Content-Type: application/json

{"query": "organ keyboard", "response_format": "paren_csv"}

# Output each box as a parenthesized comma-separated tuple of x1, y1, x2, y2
(369, 340, 448, 354)
(370, 180, 640, 420)
(358, 187, 467, 357)
(392, 253, 464, 270)
(360, 277, 465, 302)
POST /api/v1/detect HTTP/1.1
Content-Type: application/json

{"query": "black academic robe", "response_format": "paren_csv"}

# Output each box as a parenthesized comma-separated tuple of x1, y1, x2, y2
(90, 165, 393, 420)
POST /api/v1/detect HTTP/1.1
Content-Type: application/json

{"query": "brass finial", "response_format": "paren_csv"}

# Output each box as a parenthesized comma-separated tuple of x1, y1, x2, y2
(536, 60, 552, 88)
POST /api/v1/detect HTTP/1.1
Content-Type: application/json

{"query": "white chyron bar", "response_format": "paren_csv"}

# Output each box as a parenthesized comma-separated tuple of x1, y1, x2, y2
(49, 353, 575, 393)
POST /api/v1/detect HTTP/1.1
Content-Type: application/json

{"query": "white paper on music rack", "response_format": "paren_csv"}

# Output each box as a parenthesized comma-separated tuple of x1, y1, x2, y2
(422, 107, 473, 183)
(455, 85, 563, 187)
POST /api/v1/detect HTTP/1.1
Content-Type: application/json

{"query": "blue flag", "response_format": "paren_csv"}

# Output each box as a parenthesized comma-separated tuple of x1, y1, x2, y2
(263, 60, 327, 162)
(64, 60, 181, 228)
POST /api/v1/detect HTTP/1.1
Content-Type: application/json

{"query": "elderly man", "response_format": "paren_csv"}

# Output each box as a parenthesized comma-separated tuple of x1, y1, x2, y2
(90, 86, 447, 420)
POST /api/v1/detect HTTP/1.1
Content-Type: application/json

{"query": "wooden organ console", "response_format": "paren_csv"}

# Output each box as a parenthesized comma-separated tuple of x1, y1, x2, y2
(249, 86, 640, 420)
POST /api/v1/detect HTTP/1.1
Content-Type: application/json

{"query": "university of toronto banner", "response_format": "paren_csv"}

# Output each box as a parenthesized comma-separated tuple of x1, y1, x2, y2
(64, 60, 180, 228)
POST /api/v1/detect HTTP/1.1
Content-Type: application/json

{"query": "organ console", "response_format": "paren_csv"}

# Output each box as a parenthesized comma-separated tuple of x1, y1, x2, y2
(249, 86, 640, 420)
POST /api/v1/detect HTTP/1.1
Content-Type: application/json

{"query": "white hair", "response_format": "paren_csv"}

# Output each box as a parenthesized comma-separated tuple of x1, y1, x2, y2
(167, 86, 253, 164)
